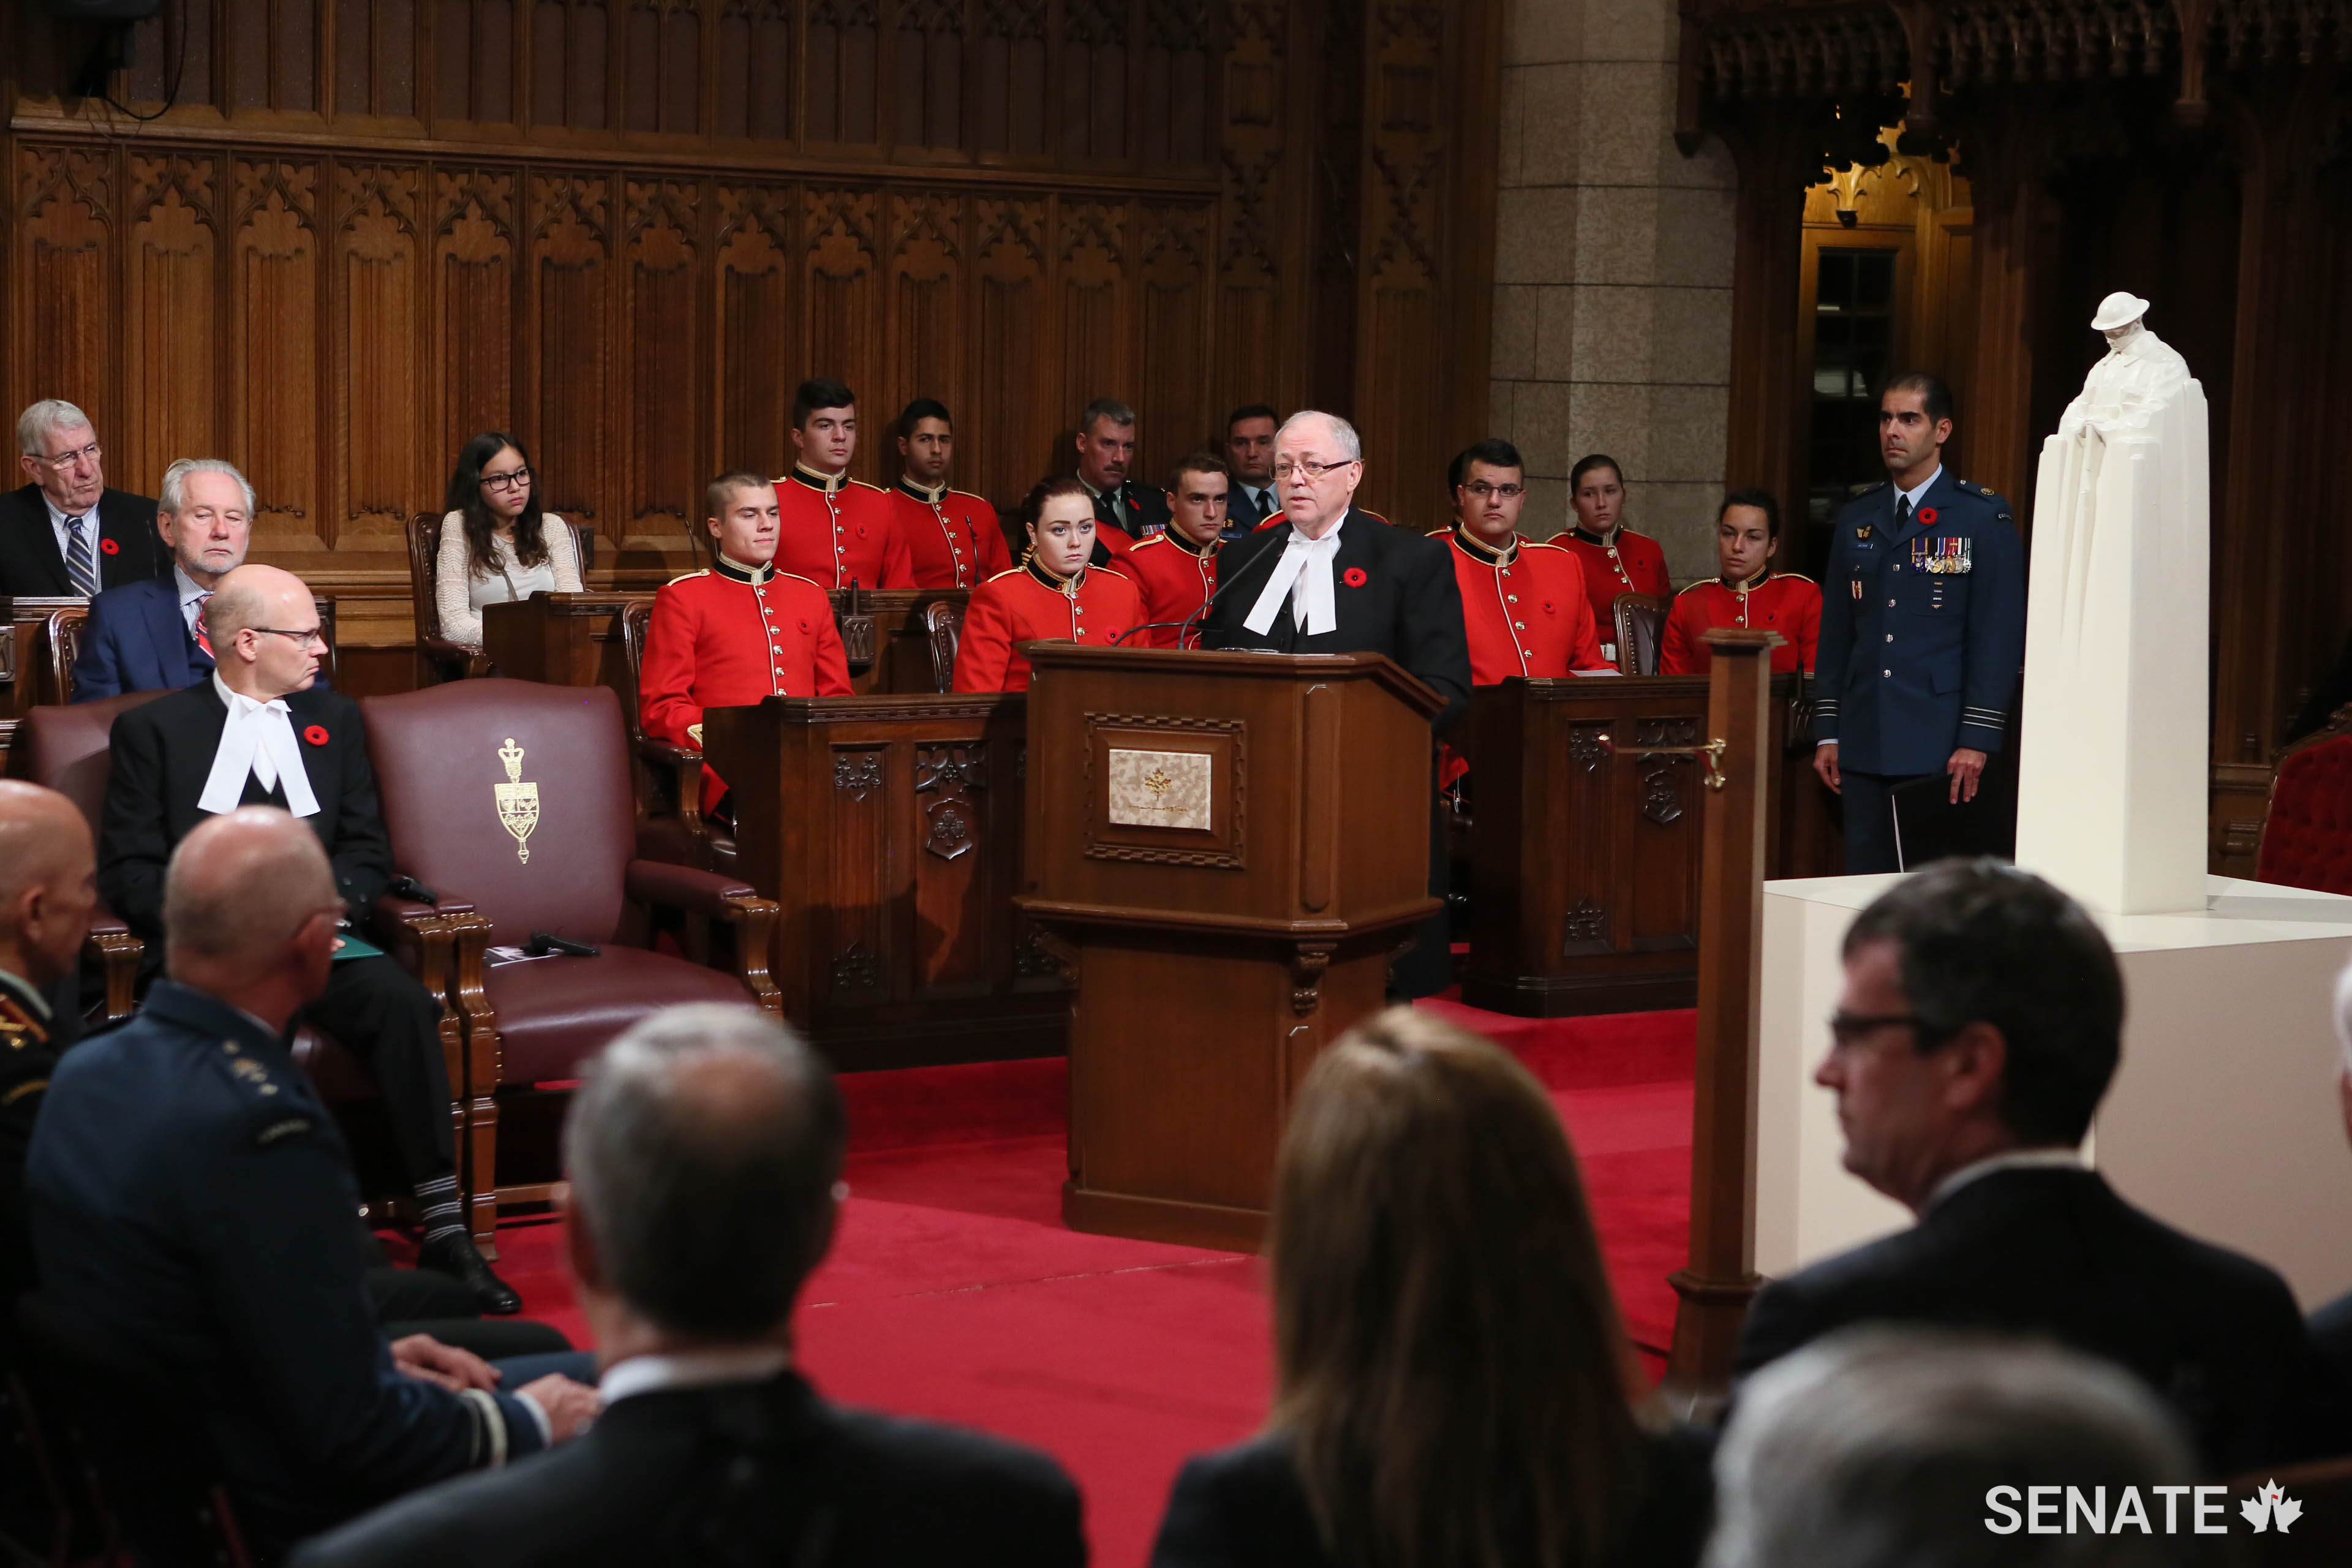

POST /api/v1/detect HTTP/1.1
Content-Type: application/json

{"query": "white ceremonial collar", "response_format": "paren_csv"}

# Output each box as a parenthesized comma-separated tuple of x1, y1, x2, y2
(1925, 1145, 2082, 1211)
(600, 1346, 793, 1407)
(1896, 465, 1944, 516)
(199, 673, 320, 818)
(1242, 516, 1346, 637)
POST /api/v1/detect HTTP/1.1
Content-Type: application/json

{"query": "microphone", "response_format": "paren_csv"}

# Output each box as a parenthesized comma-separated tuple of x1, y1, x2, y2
(1174, 532, 1294, 651)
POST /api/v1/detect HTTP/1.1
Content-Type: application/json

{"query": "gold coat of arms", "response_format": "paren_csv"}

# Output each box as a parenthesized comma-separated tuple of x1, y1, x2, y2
(495, 737, 540, 863)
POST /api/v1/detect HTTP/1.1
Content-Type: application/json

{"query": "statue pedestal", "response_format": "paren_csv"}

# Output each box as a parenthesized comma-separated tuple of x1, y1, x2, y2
(1757, 873, 2352, 1306)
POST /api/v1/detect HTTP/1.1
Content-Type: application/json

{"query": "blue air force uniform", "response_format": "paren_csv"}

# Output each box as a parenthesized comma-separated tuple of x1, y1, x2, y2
(1814, 467, 2026, 873)
(26, 981, 546, 1553)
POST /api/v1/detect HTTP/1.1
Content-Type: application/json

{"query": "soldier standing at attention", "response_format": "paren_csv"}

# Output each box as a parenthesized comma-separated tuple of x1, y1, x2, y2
(1812, 373, 2026, 873)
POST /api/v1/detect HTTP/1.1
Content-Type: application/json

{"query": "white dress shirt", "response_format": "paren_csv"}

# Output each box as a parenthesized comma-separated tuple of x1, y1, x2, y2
(599, 1345, 794, 1407)
(198, 673, 320, 818)
(1924, 1145, 2083, 1212)
(1896, 464, 1943, 519)
(175, 564, 211, 639)
(42, 492, 100, 568)
(1242, 518, 1346, 636)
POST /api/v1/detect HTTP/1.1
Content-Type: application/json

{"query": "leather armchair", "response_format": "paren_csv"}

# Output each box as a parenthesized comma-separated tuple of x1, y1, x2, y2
(2257, 704, 2352, 895)
(358, 677, 780, 1242)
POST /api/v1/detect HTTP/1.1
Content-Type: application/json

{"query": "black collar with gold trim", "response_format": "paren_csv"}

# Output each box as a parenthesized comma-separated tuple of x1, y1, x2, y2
(1721, 565, 1773, 592)
(1569, 525, 1624, 548)
(1452, 526, 1519, 567)
(897, 477, 948, 505)
(714, 554, 777, 585)
(1024, 554, 1082, 594)
(789, 463, 849, 496)
(1157, 527, 1215, 559)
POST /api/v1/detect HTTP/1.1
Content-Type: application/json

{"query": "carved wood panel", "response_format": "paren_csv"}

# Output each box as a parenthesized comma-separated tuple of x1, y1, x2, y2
(127, 156, 221, 506)
(335, 165, 427, 535)
(434, 171, 520, 478)
(827, 744, 891, 1000)
(233, 160, 322, 540)
(529, 175, 611, 525)
(715, 184, 799, 475)
(13, 146, 116, 451)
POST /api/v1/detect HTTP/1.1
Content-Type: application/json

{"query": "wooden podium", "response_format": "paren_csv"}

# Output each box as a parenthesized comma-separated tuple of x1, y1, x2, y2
(480, 592, 640, 690)
(1018, 644, 1444, 1250)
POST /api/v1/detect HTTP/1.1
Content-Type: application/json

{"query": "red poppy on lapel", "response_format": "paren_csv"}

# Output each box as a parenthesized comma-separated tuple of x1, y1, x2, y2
(100, 537, 120, 556)
(1917, 507, 1939, 527)
(1342, 567, 1369, 588)
(303, 725, 330, 746)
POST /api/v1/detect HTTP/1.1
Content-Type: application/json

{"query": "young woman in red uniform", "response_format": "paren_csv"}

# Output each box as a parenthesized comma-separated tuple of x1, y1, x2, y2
(1659, 488, 1821, 675)
(952, 476, 1143, 692)
(1552, 453, 1672, 659)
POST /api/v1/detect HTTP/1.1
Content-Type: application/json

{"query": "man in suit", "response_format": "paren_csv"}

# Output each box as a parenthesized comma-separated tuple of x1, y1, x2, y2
(1813, 373, 2026, 873)
(1222, 402, 1280, 537)
(0, 782, 96, 1308)
(1202, 410, 1471, 1000)
(290, 1003, 1087, 1567)
(73, 456, 253, 701)
(1733, 858, 2351, 1476)
(30, 808, 598, 1557)
(1076, 396, 1174, 546)
(1, 399, 164, 598)
(99, 563, 521, 1313)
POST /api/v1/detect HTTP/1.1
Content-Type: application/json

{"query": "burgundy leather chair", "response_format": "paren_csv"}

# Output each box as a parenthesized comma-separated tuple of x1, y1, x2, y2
(1612, 592, 1666, 676)
(2257, 705, 2352, 894)
(358, 678, 780, 1240)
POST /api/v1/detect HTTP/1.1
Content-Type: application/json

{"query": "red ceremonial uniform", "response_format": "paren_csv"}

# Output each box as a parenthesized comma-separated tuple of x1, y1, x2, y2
(1120, 529, 1219, 647)
(889, 478, 1011, 589)
(1659, 570, 1822, 676)
(1443, 527, 1611, 684)
(951, 557, 1143, 693)
(1552, 526, 1673, 650)
(774, 465, 914, 590)
(640, 555, 854, 805)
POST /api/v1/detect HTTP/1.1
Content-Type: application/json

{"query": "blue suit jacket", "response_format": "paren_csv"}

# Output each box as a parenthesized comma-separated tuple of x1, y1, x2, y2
(71, 575, 211, 701)
(1813, 468, 2026, 776)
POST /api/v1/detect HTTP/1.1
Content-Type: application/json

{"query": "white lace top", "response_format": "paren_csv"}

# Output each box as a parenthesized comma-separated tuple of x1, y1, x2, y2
(434, 510, 586, 650)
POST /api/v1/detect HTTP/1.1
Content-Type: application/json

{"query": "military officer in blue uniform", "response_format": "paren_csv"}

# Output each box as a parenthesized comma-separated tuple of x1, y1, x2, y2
(1813, 372, 2026, 873)
(27, 808, 598, 1556)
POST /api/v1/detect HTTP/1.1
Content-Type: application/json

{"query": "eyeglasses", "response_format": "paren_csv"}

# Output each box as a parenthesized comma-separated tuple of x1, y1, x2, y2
(1826, 1011, 1924, 1049)
(479, 467, 534, 492)
(1464, 481, 1525, 499)
(251, 626, 327, 648)
(1272, 458, 1356, 481)
(31, 440, 102, 472)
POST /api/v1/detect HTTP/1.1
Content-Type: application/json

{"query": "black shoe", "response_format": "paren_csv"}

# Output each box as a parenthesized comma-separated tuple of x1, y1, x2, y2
(417, 1233, 523, 1316)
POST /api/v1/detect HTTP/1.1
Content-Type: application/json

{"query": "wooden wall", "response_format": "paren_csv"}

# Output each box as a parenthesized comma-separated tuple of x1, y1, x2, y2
(1, 0, 1499, 653)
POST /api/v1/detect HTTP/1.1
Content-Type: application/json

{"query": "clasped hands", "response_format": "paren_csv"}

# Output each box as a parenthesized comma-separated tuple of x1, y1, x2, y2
(390, 1333, 601, 1442)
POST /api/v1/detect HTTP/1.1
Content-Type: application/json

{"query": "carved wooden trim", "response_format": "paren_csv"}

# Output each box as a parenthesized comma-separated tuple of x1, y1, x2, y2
(1078, 712, 1248, 868)
(1289, 941, 1336, 1017)
(915, 742, 988, 861)
(834, 749, 885, 798)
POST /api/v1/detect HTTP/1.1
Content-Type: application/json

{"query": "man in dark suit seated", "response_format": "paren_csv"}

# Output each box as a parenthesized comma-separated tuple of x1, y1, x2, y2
(74, 456, 252, 701)
(1735, 858, 2351, 1475)
(1, 399, 164, 597)
(291, 1003, 1088, 1567)
(28, 808, 600, 1558)
(99, 563, 519, 1313)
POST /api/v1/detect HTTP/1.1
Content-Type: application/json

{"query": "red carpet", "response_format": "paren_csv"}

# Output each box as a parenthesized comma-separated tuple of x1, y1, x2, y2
(486, 1001, 1694, 1568)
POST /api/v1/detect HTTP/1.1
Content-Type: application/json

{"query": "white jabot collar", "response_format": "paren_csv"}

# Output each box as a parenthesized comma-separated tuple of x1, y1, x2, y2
(1896, 464, 1944, 517)
(599, 1346, 793, 1406)
(1243, 516, 1346, 636)
(198, 673, 320, 818)
(1925, 1145, 2082, 1211)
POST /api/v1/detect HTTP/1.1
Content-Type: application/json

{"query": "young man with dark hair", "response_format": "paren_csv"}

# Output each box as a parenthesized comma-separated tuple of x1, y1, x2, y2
(773, 379, 913, 590)
(887, 398, 1009, 589)
(1659, 488, 1820, 676)
(1735, 858, 2350, 1476)
(1439, 439, 1610, 684)
(1122, 452, 1229, 647)
(1813, 371, 2025, 872)
(1223, 403, 1280, 535)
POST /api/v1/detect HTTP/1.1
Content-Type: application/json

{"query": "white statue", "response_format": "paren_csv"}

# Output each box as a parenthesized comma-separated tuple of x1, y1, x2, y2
(2015, 293, 2211, 914)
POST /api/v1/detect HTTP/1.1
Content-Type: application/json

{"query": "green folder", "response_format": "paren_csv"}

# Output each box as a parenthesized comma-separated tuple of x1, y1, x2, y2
(333, 931, 385, 963)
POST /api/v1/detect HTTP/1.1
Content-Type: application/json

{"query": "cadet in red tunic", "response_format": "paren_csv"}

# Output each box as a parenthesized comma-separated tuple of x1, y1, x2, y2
(1660, 487, 1821, 676)
(952, 477, 1142, 692)
(888, 398, 1013, 589)
(1441, 440, 1613, 684)
(772, 378, 914, 590)
(641, 472, 853, 807)
(1551, 454, 1672, 657)
(1120, 453, 1229, 647)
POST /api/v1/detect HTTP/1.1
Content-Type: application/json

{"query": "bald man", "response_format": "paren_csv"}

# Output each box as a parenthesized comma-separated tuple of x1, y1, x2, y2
(0, 780, 97, 1306)
(98, 564, 518, 1311)
(31, 808, 598, 1555)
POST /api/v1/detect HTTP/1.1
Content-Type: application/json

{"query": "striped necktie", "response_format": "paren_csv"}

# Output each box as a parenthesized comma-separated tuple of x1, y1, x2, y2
(64, 516, 99, 597)
(193, 591, 214, 660)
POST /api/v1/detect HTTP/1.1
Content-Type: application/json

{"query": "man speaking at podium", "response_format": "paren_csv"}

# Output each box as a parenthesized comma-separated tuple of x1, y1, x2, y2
(1199, 410, 1471, 998)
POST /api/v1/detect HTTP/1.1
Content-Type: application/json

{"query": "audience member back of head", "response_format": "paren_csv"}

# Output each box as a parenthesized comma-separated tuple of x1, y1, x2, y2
(1710, 1327, 2212, 1568)
(1149, 1005, 1708, 1568)
(290, 1003, 1086, 1568)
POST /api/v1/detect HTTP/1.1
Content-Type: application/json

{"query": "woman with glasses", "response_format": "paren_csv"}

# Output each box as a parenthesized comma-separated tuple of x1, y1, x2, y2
(1148, 1008, 1709, 1568)
(434, 432, 584, 652)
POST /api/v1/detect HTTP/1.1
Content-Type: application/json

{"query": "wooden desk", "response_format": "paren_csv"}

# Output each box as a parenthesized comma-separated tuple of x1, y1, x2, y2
(1458, 673, 1841, 1016)
(703, 692, 1065, 1071)
(839, 587, 969, 695)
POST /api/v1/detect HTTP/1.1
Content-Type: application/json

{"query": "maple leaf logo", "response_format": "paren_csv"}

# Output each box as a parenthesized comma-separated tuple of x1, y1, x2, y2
(2240, 1480, 2302, 1533)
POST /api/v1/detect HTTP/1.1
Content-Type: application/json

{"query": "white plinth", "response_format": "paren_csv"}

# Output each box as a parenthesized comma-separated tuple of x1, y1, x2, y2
(1758, 873, 2352, 1307)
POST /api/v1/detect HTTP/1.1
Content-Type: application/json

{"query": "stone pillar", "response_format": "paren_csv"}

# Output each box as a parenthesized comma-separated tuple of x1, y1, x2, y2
(1489, 0, 1738, 581)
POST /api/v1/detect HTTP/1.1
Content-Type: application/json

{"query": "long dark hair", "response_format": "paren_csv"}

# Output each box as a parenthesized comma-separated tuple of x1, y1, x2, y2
(445, 431, 550, 577)
(1269, 1008, 1649, 1568)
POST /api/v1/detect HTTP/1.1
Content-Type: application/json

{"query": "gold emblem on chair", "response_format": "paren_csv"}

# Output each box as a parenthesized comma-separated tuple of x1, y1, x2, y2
(494, 737, 540, 864)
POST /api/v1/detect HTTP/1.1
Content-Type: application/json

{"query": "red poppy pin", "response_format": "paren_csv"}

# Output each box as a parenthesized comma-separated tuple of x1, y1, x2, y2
(1917, 506, 1939, 527)
(100, 537, 119, 556)
(1342, 567, 1369, 588)
(303, 725, 329, 747)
